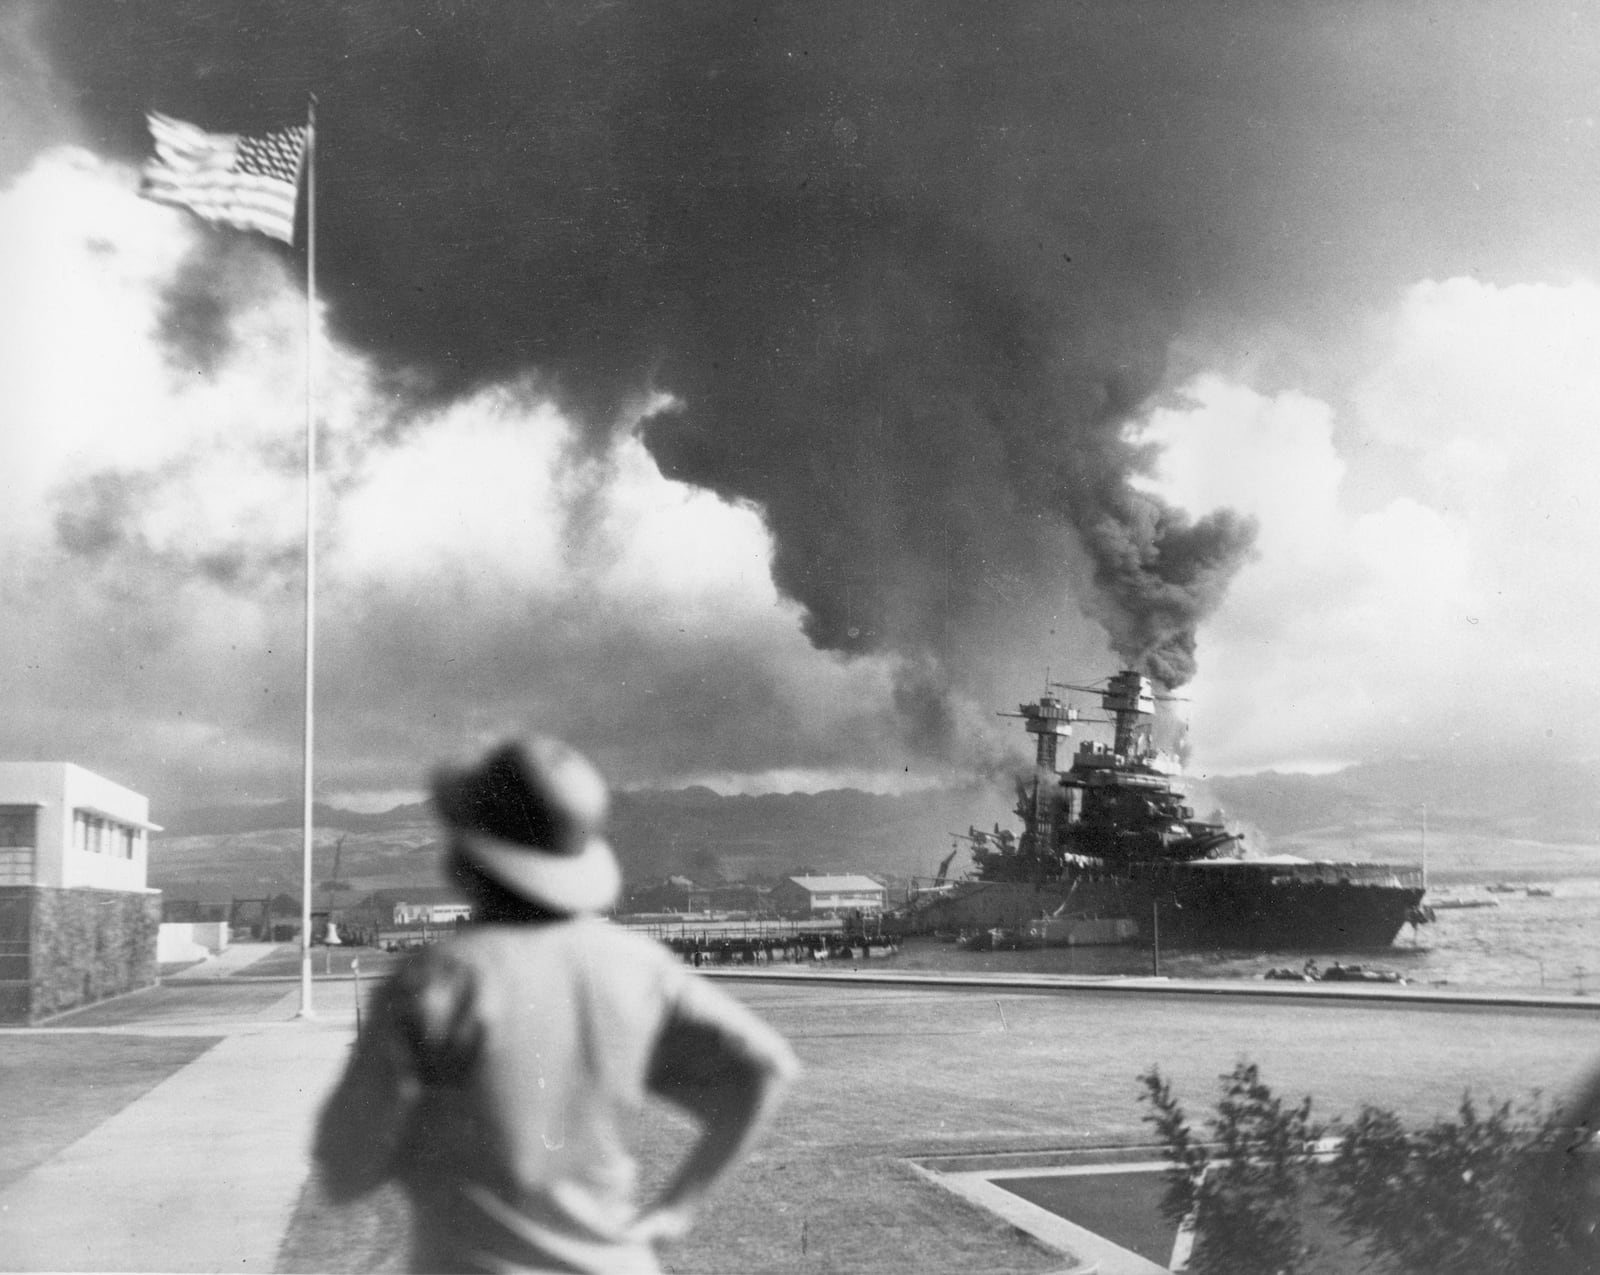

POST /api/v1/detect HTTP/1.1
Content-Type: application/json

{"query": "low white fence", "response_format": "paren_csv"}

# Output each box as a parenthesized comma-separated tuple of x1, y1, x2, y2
(157, 921, 230, 964)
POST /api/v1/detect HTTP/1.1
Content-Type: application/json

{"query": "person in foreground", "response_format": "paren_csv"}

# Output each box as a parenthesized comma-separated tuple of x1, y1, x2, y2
(314, 736, 799, 1274)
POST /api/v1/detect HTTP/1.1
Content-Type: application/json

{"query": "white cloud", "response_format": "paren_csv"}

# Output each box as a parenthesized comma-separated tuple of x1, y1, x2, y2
(595, 431, 777, 611)
(331, 391, 574, 590)
(0, 150, 183, 530)
(1355, 278, 1600, 642)
(1135, 377, 1345, 561)
(1144, 277, 1600, 772)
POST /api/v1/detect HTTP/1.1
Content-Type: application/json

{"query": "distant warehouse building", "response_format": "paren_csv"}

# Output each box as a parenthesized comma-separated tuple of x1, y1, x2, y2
(391, 894, 473, 927)
(0, 763, 162, 1022)
(341, 886, 474, 948)
(771, 874, 887, 920)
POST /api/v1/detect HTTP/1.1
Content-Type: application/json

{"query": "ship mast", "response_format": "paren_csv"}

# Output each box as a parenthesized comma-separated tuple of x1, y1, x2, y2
(1100, 670, 1156, 758)
(1007, 694, 1078, 852)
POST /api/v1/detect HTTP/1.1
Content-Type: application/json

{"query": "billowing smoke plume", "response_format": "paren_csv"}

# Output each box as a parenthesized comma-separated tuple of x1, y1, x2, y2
(42, 3, 1255, 719)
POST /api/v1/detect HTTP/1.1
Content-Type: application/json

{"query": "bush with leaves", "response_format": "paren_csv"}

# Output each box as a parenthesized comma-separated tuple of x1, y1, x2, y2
(1141, 1063, 1600, 1275)
(1328, 1095, 1548, 1273)
(1139, 1062, 1323, 1275)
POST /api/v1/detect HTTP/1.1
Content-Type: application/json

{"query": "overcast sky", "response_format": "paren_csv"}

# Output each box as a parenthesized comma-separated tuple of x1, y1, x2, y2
(3, 2, 1599, 813)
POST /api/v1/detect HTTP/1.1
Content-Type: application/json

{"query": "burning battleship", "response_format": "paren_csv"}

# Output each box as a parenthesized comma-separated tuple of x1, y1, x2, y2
(903, 670, 1431, 950)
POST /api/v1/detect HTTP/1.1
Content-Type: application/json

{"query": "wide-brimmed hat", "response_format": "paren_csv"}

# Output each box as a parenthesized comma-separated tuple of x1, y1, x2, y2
(431, 736, 621, 915)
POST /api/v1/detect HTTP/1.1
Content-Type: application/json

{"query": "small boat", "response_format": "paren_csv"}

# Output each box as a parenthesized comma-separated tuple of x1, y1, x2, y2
(1429, 896, 1500, 910)
(1318, 962, 1405, 984)
(1267, 959, 1405, 984)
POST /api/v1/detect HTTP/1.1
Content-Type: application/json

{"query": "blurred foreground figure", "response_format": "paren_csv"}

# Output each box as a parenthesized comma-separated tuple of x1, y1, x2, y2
(315, 737, 797, 1274)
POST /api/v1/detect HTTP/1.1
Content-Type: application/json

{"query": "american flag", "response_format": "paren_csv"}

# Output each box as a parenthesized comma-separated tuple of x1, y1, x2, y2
(141, 113, 309, 245)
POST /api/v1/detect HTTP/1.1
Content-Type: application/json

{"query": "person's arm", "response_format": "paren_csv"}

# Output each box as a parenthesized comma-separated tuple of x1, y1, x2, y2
(313, 953, 479, 1202)
(635, 978, 799, 1243)
(313, 973, 425, 1202)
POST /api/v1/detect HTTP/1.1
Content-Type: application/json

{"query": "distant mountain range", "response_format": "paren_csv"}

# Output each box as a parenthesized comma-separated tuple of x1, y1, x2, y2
(1210, 755, 1600, 846)
(163, 800, 435, 837)
(152, 786, 1016, 900)
(150, 756, 1600, 903)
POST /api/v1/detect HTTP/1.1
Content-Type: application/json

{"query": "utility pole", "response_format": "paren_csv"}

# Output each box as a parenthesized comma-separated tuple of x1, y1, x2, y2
(1421, 803, 1428, 891)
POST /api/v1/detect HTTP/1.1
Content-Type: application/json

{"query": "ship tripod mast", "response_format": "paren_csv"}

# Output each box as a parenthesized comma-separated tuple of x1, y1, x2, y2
(1051, 669, 1186, 760)
(998, 692, 1079, 853)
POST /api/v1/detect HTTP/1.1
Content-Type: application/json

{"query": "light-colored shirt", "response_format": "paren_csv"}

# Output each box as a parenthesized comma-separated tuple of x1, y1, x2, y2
(315, 918, 796, 1273)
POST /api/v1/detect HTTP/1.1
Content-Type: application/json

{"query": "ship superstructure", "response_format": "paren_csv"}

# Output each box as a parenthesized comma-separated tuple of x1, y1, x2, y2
(980, 671, 1239, 877)
(907, 670, 1430, 950)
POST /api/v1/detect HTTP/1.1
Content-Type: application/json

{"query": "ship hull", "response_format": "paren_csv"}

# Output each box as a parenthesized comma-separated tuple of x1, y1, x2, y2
(899, 861, 1426, 952)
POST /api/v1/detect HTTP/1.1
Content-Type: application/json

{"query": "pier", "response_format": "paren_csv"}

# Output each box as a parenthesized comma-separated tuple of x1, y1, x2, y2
(616, 915, 901, 965)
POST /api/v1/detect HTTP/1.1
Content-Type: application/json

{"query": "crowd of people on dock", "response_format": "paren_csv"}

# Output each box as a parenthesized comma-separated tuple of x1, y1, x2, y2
(663, 932, 900, 966)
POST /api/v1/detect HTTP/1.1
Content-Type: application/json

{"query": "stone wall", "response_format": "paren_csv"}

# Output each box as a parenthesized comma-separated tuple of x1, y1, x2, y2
(0, 886, 160, 1022)
(0, 890, 30, 1021)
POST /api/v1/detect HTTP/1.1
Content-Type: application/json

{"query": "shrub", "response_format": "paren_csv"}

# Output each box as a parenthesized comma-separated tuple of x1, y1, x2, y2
(1139, 1062, 1322, 1275)
(1141, 1063, 1598, 1275)
(1329, 1095, 1538, 1273)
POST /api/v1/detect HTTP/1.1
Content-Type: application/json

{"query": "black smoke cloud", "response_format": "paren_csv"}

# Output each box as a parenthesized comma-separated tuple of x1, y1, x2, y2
(43, 2, 1257, 703)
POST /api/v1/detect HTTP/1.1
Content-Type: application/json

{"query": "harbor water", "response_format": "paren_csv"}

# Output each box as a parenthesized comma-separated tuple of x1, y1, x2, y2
(884, 881, 1600, 995)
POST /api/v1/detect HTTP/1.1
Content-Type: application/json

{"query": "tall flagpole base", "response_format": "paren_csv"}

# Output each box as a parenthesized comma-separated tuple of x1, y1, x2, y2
(298, 948, 315, 1018)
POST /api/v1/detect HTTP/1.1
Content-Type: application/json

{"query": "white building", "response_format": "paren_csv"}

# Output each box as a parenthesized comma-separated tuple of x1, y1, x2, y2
(0, 763, 160, 892)
(771, 874, 887, 919)
(0, 763, 162, 1022)
(358, 886, 475, 932)
(393, 898, 473, 926)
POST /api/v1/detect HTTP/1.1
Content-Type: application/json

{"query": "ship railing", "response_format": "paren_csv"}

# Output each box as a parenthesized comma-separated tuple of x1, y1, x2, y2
(1123, 860, 1426, 889)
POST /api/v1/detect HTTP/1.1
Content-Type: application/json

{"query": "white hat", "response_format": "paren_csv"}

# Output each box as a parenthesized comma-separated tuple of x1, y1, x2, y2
(431, 736, 621, 915)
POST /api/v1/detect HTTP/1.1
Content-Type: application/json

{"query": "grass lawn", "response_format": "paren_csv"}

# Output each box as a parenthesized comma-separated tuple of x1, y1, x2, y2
(0, 1033, 219, 1189)
(241, 945, 408, 981)
(54, 980, 295, 1027)
(275, 979, 1600, 1274)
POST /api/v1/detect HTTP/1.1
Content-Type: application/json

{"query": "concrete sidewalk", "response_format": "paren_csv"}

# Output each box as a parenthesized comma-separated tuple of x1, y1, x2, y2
(0, 984, 358, 1273)
(165, 940, 287, 981)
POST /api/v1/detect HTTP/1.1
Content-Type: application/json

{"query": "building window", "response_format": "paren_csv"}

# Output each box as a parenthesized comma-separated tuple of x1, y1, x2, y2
(72, 811, 139, 860)
(0, 807, 37, 885)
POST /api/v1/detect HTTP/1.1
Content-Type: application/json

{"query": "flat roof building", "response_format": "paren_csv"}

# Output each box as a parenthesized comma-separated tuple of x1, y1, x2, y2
(0, 763, 161, 1022)
(0, 763, 160, 893)
(770, 874, 887, 920)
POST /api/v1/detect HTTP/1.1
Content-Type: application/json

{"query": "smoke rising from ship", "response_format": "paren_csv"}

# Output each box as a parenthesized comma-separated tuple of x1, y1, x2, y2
(40, 3, 1258, 749)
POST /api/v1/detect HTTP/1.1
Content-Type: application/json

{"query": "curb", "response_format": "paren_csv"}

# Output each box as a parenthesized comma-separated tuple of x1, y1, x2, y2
(699, 966, 1600, 1011)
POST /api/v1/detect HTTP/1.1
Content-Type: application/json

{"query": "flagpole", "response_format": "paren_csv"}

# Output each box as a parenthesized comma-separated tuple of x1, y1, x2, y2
(299, 95, 318, 1019)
